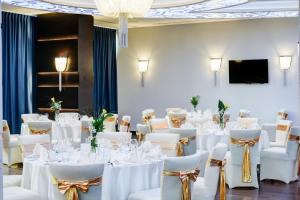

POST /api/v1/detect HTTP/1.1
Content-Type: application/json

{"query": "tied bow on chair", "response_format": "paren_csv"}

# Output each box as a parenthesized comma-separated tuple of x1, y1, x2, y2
(231, 137, 260, 183)
(29, 128, 51, 135)
(288, 134, 300, 176)
(171, 117, 186, 128)
(277, 112, 288, 120)
(163, 169, 200, 200)
(136, 132, 145, 142)
(52, 176, 102, 200)
(176, 136, 196, 156)
(210, 159, 227, 200)
(120, 120, 130, 132)
(143, 113, 155, 124)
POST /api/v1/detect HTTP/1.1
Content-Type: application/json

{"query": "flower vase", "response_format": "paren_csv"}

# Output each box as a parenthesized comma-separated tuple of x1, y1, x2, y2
(54, 111, 60, 121)
(219, 115, 225, 130)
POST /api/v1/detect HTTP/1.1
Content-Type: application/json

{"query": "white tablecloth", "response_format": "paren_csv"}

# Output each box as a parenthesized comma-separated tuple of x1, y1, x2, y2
(21, 159, 163, 200)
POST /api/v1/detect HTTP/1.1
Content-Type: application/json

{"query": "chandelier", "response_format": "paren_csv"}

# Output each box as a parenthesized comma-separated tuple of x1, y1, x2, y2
(94, 0, 154, 48)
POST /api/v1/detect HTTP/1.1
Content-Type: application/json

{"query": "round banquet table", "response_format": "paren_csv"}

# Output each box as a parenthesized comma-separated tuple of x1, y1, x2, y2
(21, 159, 163, 200)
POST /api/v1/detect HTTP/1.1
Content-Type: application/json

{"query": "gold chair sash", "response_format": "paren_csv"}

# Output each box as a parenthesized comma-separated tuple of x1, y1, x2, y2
(231, 137, 260, 183)
(210, 159, 227, 200)
(3, 125, 9, 132)
(171, 117, 186, 128)
(176, 136, 196, 157)
(278, 112, 288, 120)
(163, 168, 200, 200)
(136, 132, 145, 142)
(81, 127, 90, 133)
(29, 128, 51, 135)
(288, 134, 300, 176)
(105, 116, 116, 122)
(276, 124, 289, 132)
(143, 112, 155, 124)
(52, 176, 102, 200)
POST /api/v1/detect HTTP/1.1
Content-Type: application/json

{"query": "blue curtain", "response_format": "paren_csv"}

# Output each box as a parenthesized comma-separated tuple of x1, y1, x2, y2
(93, 27, 118, 116)
(2, 12, 36, 134)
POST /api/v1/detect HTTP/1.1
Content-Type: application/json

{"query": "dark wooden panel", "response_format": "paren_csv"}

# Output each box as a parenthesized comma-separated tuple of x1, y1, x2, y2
(37, 73, 79, 85)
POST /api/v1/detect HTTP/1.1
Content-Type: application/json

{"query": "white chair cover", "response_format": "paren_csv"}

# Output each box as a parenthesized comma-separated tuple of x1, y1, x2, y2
(150, 118, 169, 133)
(103, 114, 118, 132)
(145, 133, 180, 157)
(2, 120, 22, 166)
(4, 187, 41, 200)
(225, 129, 261, 188)
(18, 135, 50, 159)
(128, 153, 202, 200)
(193, 143, 228, 200)
(270, 120, 292, 147)
(168, 128, 197, 156)
(3, 175, 22, 188)
(238, 109, 251, 118)
(260, 126, 300, 183)
(237, 117, 259, 129)
(21, 113, 40, 123)
(49, 163, 105, 200)
(277, 109, 288, 121)
(97, 132, 132, 147)
(119, 115, 131, 132)
(167, 112, 187, 129)
(27, 121, 52, 135)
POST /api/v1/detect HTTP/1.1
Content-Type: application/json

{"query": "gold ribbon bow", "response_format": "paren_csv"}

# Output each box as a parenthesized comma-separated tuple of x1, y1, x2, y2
(81, 127, 90, 133)
(105, 116, 116, 122)
(52, 176, 102, 200)
(120, 121, 130, 132)
(143, 113, 155, 124)
(171, 117, 186, 128)
(3, 125, 9, 132)
(276, 124, 289, 132)
(29, 128, 51, 135)
(163, 168, 200, 200)
(231, 137, 260, 183)
(136, 132, 145, 142)
(176, 136, 196, 157)
(288, 134, 300, 176)
(210, 159, 227, 200)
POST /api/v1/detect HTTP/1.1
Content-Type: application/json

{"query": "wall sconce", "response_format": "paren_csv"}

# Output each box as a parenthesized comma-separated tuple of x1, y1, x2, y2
(138, 60, 149, 87)
(210, 58, 222, 86)
(55, 57, 68, 92)
(279, 56, 291, 86)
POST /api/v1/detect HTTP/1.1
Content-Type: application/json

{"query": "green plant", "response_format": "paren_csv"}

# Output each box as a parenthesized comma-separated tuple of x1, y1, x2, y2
(190, 95, 200, 112)
(50, 97, 62, 116)
(91, 109, 113, 152)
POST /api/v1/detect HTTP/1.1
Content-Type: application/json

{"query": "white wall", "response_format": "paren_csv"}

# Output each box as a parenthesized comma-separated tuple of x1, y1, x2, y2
(117, 18, 300, 128)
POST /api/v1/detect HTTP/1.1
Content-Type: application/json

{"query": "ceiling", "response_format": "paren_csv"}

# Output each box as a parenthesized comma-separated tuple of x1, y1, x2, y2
(2, 0, 299, 28)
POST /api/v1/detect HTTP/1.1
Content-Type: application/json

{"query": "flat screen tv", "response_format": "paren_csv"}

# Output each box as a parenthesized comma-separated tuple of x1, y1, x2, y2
(229, 59, 268, 84)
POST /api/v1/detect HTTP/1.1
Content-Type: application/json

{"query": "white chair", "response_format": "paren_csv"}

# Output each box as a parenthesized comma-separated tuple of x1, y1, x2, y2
(103, 114, 118, 132)
(21, 113, 39, 123)
(167, 112, 187, 128)
(261, 123, 277, 142)
(150, 118, 169, 133)
(225, 129, 261, 188)
(2, 120, 22, 166)
(193, 143, 228, 200)
(49, 163, 104, 200)
(3, 175, 22, 188)
(260, 126, 300, 183)
(119, 115, 131, 132)
(145, 133, 180, 157)
(97, 132, 132, 148)
(168, 128, 197, 156)
(237, 117, 259, 129)
(58, 112, 79, 121)
(18, 134, 50, 159)
(277, 109, 288, 121)
(128, 153, 201, 200)
(27, 121, 52, 135)
(4, 187, 41, 200)
(165, 107, 185, 113)
(81, 120, 92, 143)
(270, 120, 292, 147)
(238, 109, 251, 118)
(136, 123, 151, 142)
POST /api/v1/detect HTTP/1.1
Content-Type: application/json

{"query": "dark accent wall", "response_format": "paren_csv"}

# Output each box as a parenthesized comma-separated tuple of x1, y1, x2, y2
(36, 13, 93, 114)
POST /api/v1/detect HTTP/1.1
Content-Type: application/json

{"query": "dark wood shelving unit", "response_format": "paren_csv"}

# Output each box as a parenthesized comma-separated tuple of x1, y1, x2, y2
(37, 35, 78, 42)
(37, 84, 79, 88)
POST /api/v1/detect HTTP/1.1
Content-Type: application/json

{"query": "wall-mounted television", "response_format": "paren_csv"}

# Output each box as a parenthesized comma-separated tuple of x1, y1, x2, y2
(229, 59, 268, 84)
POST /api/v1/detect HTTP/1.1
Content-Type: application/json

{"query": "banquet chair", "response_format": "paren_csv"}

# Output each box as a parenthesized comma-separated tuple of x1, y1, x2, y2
(3, 175, 22, 188)
(238, 109, 251, 118)
(97, 132, 132, 147)
(128, 153, 201, 200)
(58, 112, 79, 121)
(27, 121, 52, 135)
(49, 163, 104, 200)
(81, 120, 92, 143)
(225, 129, 261, 188)
(4, 187, 41, 200)
(150, 118, 169, 133)
(193, 143, 228, 200)
(165, 107, 185, 113)
(119, 115, 131, 132)
(168, 128, 197, 156)
(167, 112, 187, 128)
(145, 133, 180, 157)
(103, 114, 118, 132)
(260, 126, 300, 183)
(269, 120, 292, 147)
(18, 134, 50, 159)
(237, 117, 259, 129)
(21, 113, 39, 123)
(277, 109, 288, 121)
(2, 120, 22, 166)
(142, 109, 156, 124)
(136, 123, 151, 142)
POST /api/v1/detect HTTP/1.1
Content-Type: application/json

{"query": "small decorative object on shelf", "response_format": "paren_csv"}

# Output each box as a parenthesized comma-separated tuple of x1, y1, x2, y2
(91, 109, 113, 152)
(50, 97, 62, 120)
(218, 100, 230, 130)
(190, 95, 200, 112)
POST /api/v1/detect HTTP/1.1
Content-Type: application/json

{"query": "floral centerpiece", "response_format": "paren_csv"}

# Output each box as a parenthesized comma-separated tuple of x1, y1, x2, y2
(50, 97, 62, 120)
(218, 100, 230, 129)
(91, 109, 113, 152)
(190, 95, 200, 112)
